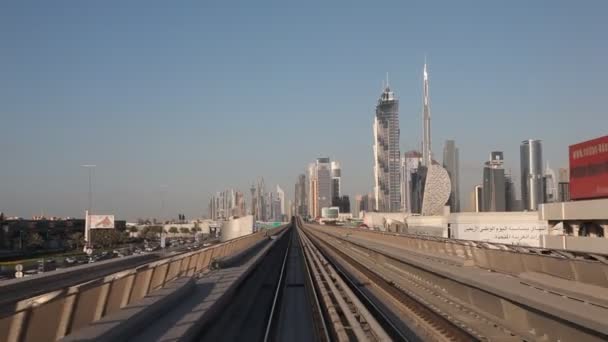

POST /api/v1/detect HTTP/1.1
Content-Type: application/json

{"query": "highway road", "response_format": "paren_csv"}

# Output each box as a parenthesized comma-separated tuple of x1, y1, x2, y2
(0, 253, 159, 308)
(0, 241, 217, 309)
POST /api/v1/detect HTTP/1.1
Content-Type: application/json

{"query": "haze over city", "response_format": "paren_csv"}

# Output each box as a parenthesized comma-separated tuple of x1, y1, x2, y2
(1, 0, 607, 220)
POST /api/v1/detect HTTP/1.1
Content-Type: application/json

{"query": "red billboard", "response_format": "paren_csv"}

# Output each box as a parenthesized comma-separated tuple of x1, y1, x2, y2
(569, 135, 608, 200)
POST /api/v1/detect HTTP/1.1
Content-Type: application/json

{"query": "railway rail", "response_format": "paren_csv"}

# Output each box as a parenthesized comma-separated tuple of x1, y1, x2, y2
(301, 220, 608, 342)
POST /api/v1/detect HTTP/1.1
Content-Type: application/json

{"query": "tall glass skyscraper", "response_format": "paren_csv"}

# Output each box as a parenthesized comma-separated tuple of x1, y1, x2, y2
(442, 140, 460, 212)
(482, 152, 506, 212)
(316, 157, 332, 214)
(373, 82, 401, 212)
(520, 139, 544, 211)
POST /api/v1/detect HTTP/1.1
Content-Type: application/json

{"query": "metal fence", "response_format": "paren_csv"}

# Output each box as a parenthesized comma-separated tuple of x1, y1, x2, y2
(0, 229, 274, 342)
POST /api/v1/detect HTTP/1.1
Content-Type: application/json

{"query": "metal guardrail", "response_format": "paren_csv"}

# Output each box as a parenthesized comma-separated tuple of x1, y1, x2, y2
(0, 229, 277, 342)
(319, 225, 608, 288)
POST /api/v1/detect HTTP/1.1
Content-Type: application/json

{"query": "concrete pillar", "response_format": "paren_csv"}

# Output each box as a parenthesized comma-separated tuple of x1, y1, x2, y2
(600, 223, 608, 238)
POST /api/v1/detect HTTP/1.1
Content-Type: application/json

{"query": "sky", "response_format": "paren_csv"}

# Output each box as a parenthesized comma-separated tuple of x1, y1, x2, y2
(1, 0, 607, 220)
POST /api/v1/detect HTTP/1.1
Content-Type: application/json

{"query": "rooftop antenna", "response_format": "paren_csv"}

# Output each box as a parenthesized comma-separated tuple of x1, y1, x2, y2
(386, 72, 390, 88)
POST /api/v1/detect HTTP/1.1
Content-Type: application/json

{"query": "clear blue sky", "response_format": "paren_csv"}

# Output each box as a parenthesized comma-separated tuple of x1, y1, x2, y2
(1, 0, 607, 220)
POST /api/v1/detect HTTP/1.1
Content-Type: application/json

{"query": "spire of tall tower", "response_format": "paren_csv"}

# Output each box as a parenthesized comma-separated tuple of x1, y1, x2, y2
(422, 61, 432, 167)
(386, 72, 390, 88)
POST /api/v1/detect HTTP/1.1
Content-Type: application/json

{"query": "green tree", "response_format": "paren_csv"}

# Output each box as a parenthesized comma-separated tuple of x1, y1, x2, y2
(179, 227, 190, 234)
(169, 227, 179, 234)
(26, 232, 44, 249)
(128, 226, 138, 233)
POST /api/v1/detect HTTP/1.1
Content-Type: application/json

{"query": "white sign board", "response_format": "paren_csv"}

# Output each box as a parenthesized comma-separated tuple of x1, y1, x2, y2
(453, 223, 548, 247)
(88, 215, 115, 229)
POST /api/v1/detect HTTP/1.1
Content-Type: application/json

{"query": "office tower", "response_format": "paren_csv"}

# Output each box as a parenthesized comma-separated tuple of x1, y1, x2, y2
(316, 157, 332, 214)
(505, 171, 517, 211)
(471, 185, 483, 212)
(520, 139, 544, 210)
(286, 199, 293, 220)
(266, 192, 274, 222)
(272, 197, 281, 221)
(294, 174, 307, 217)
(558, 168, 570, 202)
(333, 195, 350, 213)
(250, 184, 256, 216)
(401, 151, 422, 213)
(354, 195, 362, 218)
(482, 152, 506, 212)
(276, 185, 285, 219)
(543, 163, 557, 203)
(256, 178, 266, 221)
(331, 161, 342, 206)
(308, 163, 318, 218)
(234, 191, 246, 217)
(442, 140, 460, 212)
(422, 63, 432, 167)
(373, 77, 401, 212)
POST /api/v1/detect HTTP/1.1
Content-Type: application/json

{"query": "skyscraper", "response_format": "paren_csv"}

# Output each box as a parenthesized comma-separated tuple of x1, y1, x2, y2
(308, 163, 317, 218)
(276, 185, 285, 220)
(401, 150, 422, 213)
(294, 174, 307, 217)
(316, 157, 332, 214)
(543, 162, 557, 203)
(471, 185, 483, 212)
(504, 171, 517, 211)
(353, 194, 362, 218)
(373, 77, 401, 212)
(520, 139, 544, 211)
(442, 140, 460, 212)
(558, 168, 570, 202)
(331, 161, 341, 205)
(250, 184, 256, 216)
(482, 152, 506, 212)
(422, 63, 432, 167)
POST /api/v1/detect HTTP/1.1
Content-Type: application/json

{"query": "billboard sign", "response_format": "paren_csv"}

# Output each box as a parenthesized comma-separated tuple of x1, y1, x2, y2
(88, 215, 115, 229)
(569, 135, 608, 200)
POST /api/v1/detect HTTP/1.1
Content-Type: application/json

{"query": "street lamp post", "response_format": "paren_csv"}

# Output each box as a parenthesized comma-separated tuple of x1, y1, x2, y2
(81, 164, 96, 252)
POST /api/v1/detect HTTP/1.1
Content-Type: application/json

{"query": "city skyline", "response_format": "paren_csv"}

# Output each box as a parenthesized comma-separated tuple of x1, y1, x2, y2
(2, 1, 607, 219)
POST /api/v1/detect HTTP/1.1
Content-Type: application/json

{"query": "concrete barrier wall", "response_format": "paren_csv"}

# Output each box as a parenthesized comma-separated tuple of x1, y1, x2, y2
(0, 228, 273, 342)
(307, 224, 608, 288)
(542, 234, 608, 254)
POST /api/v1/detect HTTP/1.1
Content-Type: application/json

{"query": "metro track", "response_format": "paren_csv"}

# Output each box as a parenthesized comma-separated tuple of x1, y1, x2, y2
(301, 221, 608, 342)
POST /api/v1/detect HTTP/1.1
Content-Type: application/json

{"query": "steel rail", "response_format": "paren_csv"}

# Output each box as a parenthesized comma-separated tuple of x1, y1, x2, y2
(298, 223, 393, 341)
(263, 228, 292, 342)
(305, 223, 608, 342)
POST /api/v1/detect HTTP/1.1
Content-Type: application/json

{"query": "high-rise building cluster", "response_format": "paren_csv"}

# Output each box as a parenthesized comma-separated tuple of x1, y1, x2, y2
(208, 189, 246, 220)
(398, 63, 455, 216)
(471, 139, 569, 213)
(295, 157, 351, 219)
(209, 179, 287, 222)
(248, 178, 287, 222)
